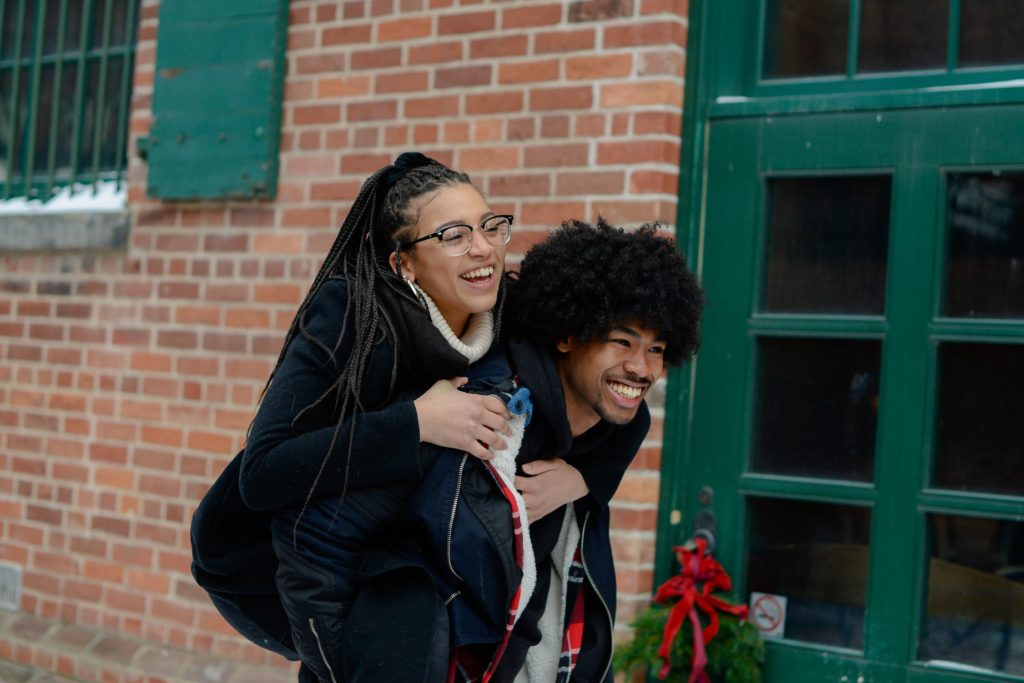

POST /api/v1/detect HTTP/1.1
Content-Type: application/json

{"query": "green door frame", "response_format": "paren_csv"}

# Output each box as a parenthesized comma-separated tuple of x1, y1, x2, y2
(658, 1, 1024, 681)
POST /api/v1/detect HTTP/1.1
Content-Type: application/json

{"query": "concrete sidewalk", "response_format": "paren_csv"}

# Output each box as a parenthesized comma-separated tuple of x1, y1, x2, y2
(0, 609, 293, 683)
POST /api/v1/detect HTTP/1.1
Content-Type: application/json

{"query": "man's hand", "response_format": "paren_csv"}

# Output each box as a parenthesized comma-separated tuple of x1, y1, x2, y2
(515, 458, 589, 522)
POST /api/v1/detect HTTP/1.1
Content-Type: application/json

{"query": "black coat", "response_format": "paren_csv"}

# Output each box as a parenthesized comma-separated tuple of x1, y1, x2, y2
(190, 278, 646, 680)
(360, 338, 650, 681)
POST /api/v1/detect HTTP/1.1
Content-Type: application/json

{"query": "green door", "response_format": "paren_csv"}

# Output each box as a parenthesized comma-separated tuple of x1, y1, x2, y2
(681, 105, 1024, 682)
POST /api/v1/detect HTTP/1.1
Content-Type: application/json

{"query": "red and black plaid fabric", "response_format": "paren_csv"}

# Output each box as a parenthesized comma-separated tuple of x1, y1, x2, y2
(447, 460, 525, 683)
(555, 547, 586, 683)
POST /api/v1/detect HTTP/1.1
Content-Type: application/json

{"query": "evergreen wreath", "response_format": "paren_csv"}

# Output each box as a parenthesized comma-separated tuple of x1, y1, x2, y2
(614, 539, 765, 683)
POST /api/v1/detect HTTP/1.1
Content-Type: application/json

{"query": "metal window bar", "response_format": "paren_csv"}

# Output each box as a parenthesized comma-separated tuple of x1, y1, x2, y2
(0, 0, 139, 202)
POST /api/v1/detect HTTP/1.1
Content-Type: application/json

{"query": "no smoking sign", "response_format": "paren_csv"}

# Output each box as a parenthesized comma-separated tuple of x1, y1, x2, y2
(749, 592, 787, 638)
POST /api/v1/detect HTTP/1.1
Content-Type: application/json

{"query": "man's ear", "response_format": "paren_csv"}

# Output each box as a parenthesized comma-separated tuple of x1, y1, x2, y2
(388, 250, 416, 283)
(556, 337, 573, 354)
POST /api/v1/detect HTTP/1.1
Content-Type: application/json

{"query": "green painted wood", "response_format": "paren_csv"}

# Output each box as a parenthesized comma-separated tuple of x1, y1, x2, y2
(739, 474, 877, 504)
(908, 663, 1024, 683)
(763, 642, 906, 683)
(660, 2, 1024, 681)
(655, 0, 713, 587)
(155, 16, 278, 69)
(157, 0, 283, 24)
(674, 106, 1024, 682)
(146, 0, 287, 200)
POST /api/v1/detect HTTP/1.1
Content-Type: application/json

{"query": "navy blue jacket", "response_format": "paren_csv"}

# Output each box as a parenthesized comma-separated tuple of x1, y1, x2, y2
(361, 338, 650, 681)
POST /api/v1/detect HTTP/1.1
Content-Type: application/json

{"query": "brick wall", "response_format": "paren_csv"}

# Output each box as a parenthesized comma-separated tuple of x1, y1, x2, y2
(0, 0, 688, 678)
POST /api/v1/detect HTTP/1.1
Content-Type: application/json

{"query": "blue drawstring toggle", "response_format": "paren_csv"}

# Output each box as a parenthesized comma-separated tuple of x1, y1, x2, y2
(506, 387, 532, 427)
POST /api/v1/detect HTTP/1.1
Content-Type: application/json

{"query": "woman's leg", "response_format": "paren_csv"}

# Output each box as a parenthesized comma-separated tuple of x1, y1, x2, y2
(341, 568, 449, 683)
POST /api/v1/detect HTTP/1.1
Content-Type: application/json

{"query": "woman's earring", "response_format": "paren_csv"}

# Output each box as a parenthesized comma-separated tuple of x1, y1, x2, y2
(405, 278, 423, 304)
(395, 252, 426, 307)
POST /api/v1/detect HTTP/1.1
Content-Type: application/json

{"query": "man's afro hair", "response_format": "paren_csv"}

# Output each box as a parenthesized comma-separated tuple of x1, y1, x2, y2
(506, 218, 704, 366)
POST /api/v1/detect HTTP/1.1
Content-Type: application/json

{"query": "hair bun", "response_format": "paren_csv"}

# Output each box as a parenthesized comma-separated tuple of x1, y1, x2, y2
(382, 152, 437, 196)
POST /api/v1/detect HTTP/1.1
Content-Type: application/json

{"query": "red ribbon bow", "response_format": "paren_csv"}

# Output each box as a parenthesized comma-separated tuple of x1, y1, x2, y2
(652, 538, 749, 682)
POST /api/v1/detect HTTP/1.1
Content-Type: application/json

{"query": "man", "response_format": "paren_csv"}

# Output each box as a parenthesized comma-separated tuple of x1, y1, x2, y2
(492, 218, 705, 682)
(342, 218, 703, 683)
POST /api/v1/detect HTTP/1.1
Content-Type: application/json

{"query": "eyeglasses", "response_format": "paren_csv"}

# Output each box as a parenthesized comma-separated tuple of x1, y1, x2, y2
(399, 214, 514, 256)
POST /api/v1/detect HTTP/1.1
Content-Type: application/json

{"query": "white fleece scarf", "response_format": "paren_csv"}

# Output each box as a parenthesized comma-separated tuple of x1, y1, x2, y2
(414, 284, 493, 363)
(414, 283, 537, 625)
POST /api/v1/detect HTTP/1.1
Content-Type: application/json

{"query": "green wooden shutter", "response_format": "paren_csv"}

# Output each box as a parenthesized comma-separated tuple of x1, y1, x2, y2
(143, 0, 287, 200)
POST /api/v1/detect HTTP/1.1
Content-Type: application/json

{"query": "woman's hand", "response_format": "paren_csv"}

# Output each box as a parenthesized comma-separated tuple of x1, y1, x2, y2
(515, 458, 589, 521)
(414, 378, 512, 461)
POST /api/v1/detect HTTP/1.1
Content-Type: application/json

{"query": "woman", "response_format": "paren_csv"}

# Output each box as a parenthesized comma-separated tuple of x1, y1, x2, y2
(192, 152, 515, 682)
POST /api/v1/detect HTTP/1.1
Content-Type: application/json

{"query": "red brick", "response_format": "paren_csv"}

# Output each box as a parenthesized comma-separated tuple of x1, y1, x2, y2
(351, 46, 402, 70)
(634, 110, 682, 135)
(436, 65, 492, 89)
(570, 0, 634, 21)
(466, 91, 525, 115)
(598, 139, 679, 165)
(281, 208, 331, 229)
(288, 27, 317, 51)
(438, 11, 495, 34)
(457, 146, 519, 171)
(557, 171, 625, 195)
(541, 114, 570, 138)
(529, 86, 593, 111)
(375, 71, 430, 94)
(640, 48, 685, 76)
(487, 174, 551, 197)
(631, 169, 678, 195)
(296, 52, 347, 74)
(55, 302, 91, 319)
(96, 466, 135, 489)
(502, 3, 562, 28)
(469, 35, 528, 59)
(601, 80, 683, 107)
(593, 199, 676, 225)
(347, 99, 398, 122)
(520, 201, 588, 227)
(140, 426, 182, 447)
(408, 41, 463, 64)
(187, 431, 234, 454)
(156, 330, 197, 350)
(535, 28, 596, 53)
(293, 104, 341, 125)
(316, 75, 372, 98)
(29, 323, 63, 340)
(322, 23, 371, 45)
(499, 60, 559, 85)
(254, 284, 302, 305)
(604, 21, 685, 48)
(201, 234, 247, 253)
(576, 113, 607, 136)
(524, 142, 590, 167)
(0, 321, 24, 337)
(567, 53, 633, 80)
(378, 16, 432, 41)
(404, 95, 460, 118)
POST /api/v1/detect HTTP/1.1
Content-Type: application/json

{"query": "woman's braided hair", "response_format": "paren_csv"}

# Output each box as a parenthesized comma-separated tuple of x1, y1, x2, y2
(258, 155, 472, 535)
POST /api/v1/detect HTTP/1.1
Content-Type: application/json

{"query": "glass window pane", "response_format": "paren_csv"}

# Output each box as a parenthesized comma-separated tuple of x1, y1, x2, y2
(858, 0, 948, 73)
(763, 0, 849, 79)
(920, 514, 1024, 675)
(747, 498, 871, 649)
(944, 172, 1024, 319)
(753, 338, 880, 481)
(933, 343, 1024, 496)
(763, 176, 891, 314)
(960, 0, 1024, 67)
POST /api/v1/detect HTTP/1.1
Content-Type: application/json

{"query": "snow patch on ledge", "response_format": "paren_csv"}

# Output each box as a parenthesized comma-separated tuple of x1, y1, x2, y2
(0, 180, 127, 215)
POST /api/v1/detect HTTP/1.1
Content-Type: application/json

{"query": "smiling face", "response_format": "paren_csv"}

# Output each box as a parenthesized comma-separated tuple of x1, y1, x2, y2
(556, 323, 666, 436)
(395, 183, 507, 334)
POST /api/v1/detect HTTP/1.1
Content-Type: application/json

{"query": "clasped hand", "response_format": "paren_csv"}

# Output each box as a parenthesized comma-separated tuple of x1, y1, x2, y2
(414, 377, 512, 461)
